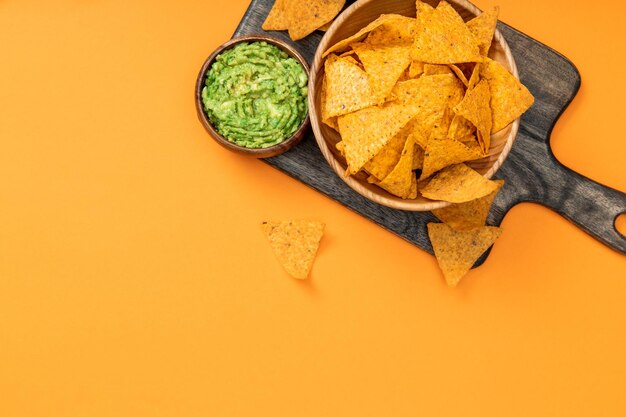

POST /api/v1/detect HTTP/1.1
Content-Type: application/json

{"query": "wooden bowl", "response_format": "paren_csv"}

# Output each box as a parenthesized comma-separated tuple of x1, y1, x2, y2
(308, 0, 520, 211)
(195, 35, 310, 158)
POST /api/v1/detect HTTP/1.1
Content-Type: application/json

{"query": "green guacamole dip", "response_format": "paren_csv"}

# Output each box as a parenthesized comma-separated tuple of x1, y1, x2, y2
(201, 41, 308, 148)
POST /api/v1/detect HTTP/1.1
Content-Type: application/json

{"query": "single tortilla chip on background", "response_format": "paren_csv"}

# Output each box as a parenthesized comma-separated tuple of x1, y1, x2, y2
(420, 163, 499, 203)
(261, 220, 325, 279)
(427, 223, 503, 286)
(287, 0, 346, 41)
(263, 0, 344, 39)
(262, 0, 290, 30)
(432, 179, 504, 229)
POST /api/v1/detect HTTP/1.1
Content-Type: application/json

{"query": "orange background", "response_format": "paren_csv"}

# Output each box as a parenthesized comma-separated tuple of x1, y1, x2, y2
(1, 0, 625, 416)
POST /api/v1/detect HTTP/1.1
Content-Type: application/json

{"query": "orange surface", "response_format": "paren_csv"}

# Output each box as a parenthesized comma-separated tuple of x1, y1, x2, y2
(0, 0, 625, 415)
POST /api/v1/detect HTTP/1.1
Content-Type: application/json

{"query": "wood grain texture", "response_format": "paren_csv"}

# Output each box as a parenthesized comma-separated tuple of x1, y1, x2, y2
(232, 0, 626, 260)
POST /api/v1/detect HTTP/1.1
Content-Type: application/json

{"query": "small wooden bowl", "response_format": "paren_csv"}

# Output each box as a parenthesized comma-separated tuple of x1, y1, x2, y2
(308, 0, 520, 211)
(195, 35, 311, 158)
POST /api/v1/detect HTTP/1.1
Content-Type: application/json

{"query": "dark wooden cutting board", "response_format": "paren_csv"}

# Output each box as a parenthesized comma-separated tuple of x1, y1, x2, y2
(231, 0, 626, 262)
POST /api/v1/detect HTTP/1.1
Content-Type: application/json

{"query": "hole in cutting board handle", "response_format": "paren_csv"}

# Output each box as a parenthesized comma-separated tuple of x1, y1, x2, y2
(615, 213, 626, 239)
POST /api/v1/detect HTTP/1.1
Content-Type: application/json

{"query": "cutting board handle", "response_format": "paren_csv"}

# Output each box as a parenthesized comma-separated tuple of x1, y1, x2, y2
(531, 157, 626, 254)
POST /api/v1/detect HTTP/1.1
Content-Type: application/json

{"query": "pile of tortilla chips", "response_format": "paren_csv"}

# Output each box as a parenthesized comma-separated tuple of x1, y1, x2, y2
(263, 0, 346, 41)
(321, 1, 534, 203)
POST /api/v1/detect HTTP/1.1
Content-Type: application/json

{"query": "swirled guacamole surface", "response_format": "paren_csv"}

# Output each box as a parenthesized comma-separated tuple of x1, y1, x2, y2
(202, 41, 308, 148)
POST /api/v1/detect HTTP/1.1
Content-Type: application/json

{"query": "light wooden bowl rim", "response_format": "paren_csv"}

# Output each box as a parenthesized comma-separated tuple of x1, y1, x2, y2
(195, 35, 311, 159)
(308, 0, 520, 211)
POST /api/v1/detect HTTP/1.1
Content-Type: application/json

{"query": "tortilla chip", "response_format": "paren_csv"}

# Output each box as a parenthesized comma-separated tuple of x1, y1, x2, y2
(453, 79, 492, 154)
(412, 1, 482, 64)
(421, 138, 482, 179)
(410, 129, 428, 150)
(338, 101, 420, 174)
(262, 0, 290, 31)
(454, 62, 474, 79)
(392, 74, 462, 117)
(408, 61, 425, 78)
(391, 74, 464, 149)
(323, 14, 414, 58)
(427, 223, 503, 286)
(458, 133, 479, 146)
(287, 0, 346, 41)
(338, 50, 357, 59)
(341, 55, 361, 66)
(423, 63, 453, 76)
(324, 54, 376, 119)
(432, 179, 504, 229)
(467, 62, 481, 90)
(353, 43, 412, 104)
(373, 136, 418, 199)
(394, 73, 465, 103)
(420, 163, 499, 203)
(451, 81, 467, 106)
(364, 15, 417, 46)
(463, 137, 483, 156)
(364, 121, 413, 180)
(325, 117, 339, 131)
(467, 6, 499, 56)
(448, 64, 469, 87)
(320, 73, 339, 131)
(412, 144, 425, 170)
(397, 68, 412, 82)
(480, 57, 535, 132)
(318, 22, 332, 32)
(429, 107, 453, 141)
(336, 141, 344, 155)
(448, 114, 475, 140)
(261, 220, 325, 279)
(415, 0, 434, 17)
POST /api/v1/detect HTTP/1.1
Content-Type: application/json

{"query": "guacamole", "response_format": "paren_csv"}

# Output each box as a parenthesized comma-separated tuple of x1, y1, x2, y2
(202, 41, 308, 148)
